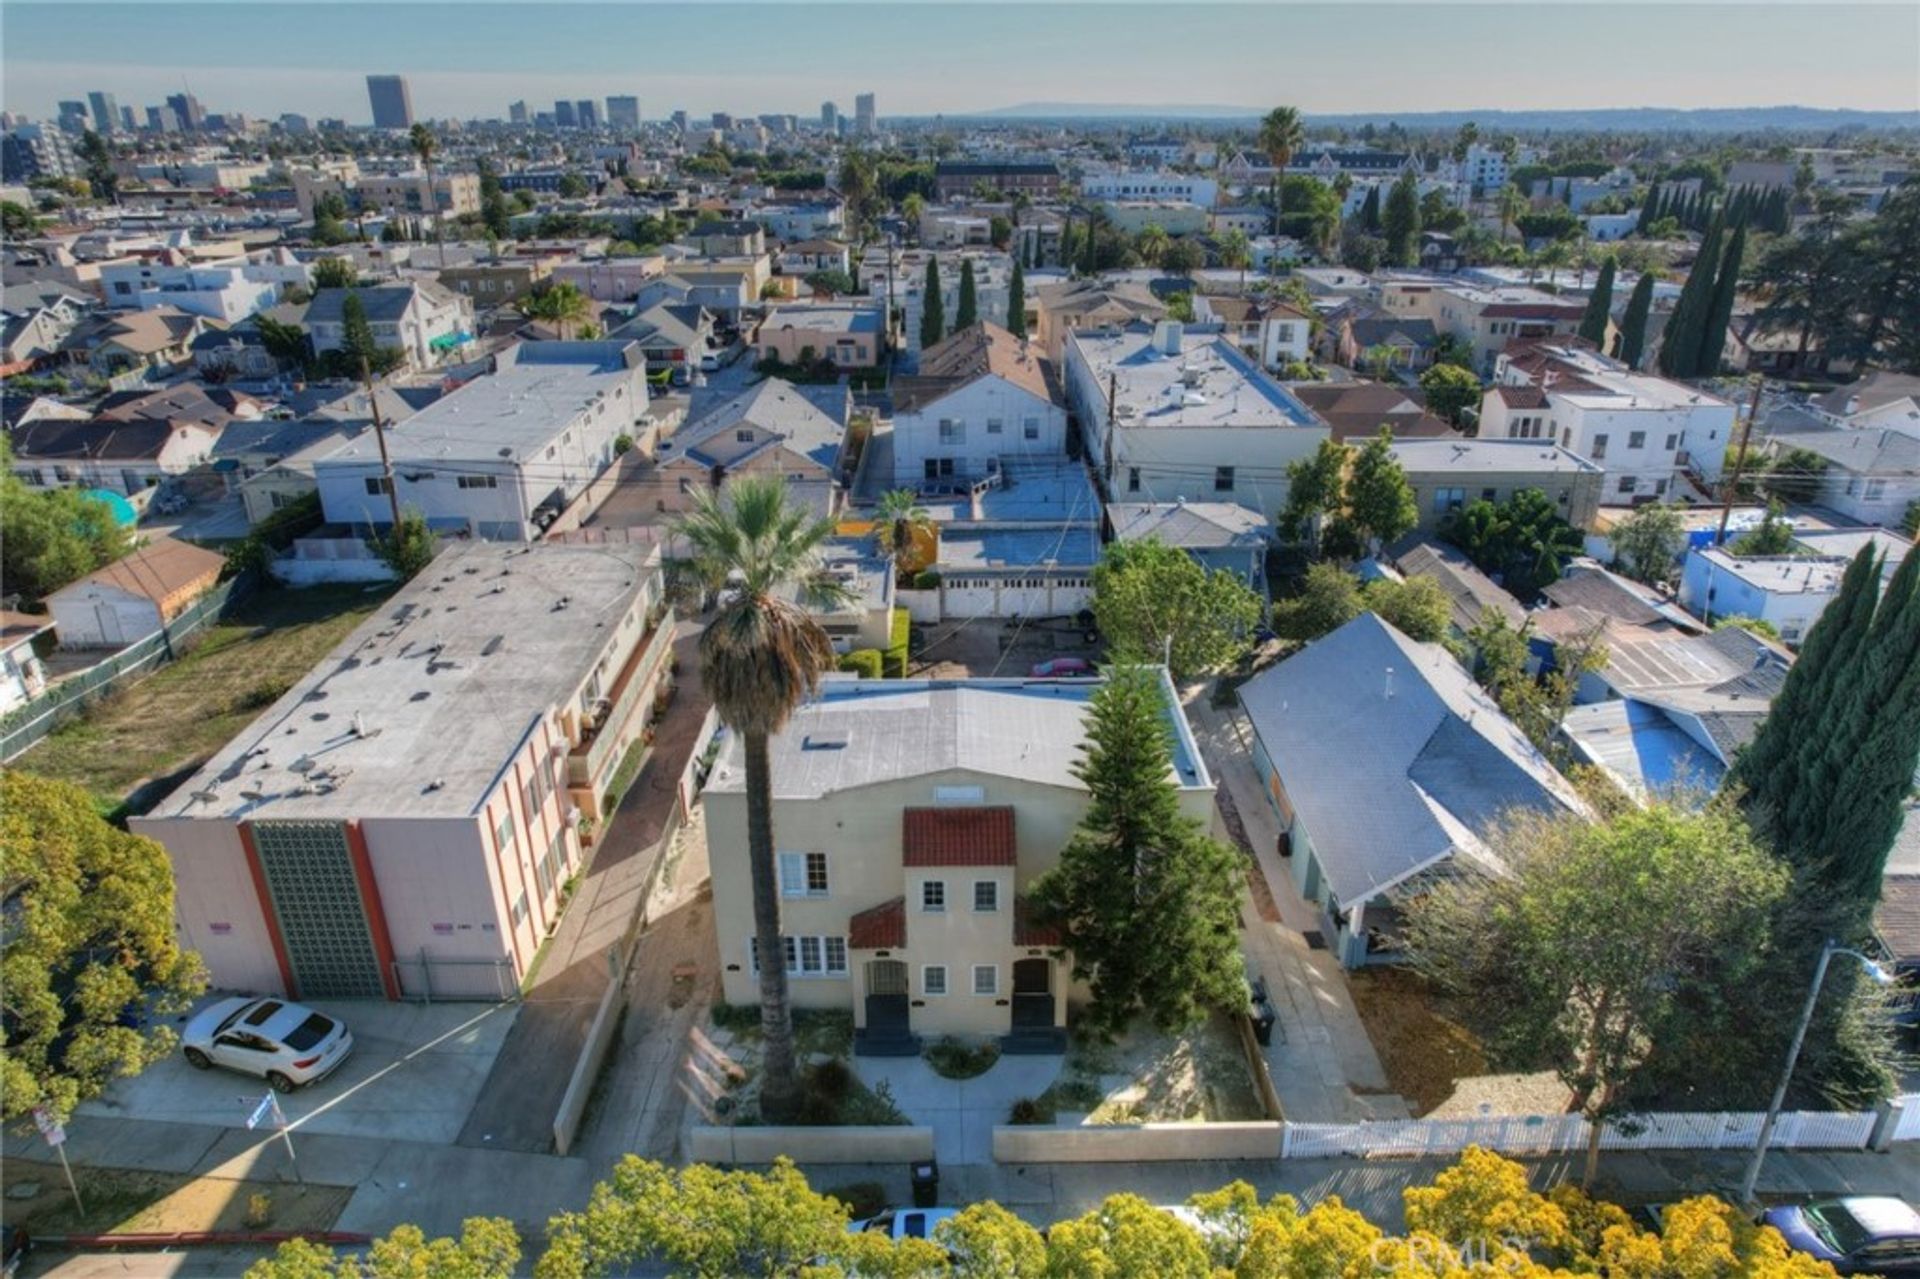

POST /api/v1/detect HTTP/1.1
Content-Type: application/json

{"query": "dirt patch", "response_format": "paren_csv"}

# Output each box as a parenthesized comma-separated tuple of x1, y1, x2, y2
(1075, 1012, 1265, 1124)
(22, 582, 396, 802)
(1347, 967, 1488, 1117)
(1, 1161, 350, 1237)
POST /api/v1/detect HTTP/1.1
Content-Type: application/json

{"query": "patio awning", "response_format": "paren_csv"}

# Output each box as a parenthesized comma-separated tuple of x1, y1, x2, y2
(428, 330, 473, 351)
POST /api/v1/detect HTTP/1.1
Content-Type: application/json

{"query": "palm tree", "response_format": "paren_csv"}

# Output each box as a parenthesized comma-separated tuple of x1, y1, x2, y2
(1258, 105, 1306, 236)
(408, 123, 446, 271)
(901, 192, 925, 245)
(1497, 183, 1527, 244)
(1135, 222, 1170, 269)
(1217, 228, 1252, 292)
(523, 280, 591, 339)
(870, 488, 934, 583)
(673, 477, 841, 1122)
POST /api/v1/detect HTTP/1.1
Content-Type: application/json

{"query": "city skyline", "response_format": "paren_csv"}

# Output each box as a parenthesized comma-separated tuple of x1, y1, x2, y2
(4, 2, 1916, 123)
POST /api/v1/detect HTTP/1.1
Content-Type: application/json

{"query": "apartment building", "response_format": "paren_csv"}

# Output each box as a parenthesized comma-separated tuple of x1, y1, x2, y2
(306, 282, 474, 372)
(1064, 321, 1330, 522)
(891, 322, 1065, 486)
(131, 540, 674, 1000)
(1379, 279, 1585, 376)
(1483, 341, 1735, 504)
(1387, 438, 1606, 535)
(1079, 171, 1220, 207)
(705, 673, 1214, 1049)
(314, 341, 647, 538)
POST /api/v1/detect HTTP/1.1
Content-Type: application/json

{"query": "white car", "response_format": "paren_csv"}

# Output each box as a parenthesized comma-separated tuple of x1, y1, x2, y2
(181, 996, 354, 1092)
(850, 1208, 958, 1242)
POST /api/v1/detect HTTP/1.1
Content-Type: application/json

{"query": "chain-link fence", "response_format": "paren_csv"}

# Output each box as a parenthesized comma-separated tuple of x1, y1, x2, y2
(0, 573, 254, 763)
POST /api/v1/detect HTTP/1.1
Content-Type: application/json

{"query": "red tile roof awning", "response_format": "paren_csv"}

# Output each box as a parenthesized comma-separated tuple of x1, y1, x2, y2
(903, 806, 1016, 867)
(1014, 896, 1061, 947)
(848, 897, 906, 949)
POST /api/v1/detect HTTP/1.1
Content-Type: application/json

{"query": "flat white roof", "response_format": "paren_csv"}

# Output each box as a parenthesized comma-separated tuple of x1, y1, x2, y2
(1071, 326, 1323, 431)
(1389, 438, 1604, 474)
(146, 541, 657, 822)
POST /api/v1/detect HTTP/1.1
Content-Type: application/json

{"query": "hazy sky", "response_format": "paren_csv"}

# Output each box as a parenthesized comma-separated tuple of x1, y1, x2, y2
(5, 2, 1916, 123)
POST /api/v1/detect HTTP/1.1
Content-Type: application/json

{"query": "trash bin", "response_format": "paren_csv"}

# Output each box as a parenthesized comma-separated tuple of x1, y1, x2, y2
(1251, 998, 1278, 1047)
(910, 1158, 939, 1208)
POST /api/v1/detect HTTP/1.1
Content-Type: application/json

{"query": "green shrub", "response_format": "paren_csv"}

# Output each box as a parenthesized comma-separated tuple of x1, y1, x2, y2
(924, 1036, 1001, 1080)
(910, 569, 941, 589)
(1009, 1096, 1051, 1125)
(885, 607, 910, 677)
(839, 649, 883, 679)
(710, 1003, 760, 1034)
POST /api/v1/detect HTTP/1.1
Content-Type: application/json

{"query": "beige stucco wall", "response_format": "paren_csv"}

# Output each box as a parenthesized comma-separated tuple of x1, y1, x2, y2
(130, 815, 285, 994)
(992, 1121, 1283, 1162)
(688, 1125, 934, 1164)
(706, 765, 1213, 1038)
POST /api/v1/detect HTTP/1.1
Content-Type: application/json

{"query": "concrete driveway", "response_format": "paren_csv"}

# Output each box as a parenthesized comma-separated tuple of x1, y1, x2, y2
(141, 494, 251, 544)
(76, 998, 518, 1144)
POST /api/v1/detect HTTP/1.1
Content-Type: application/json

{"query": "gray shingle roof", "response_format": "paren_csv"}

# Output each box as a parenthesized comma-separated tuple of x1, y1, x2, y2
(673, 378, 849, 472)
(1239, 613, 1586, 905)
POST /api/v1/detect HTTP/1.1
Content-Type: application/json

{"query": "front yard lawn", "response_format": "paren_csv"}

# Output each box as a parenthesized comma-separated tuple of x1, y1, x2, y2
(20, 581, 395, 804)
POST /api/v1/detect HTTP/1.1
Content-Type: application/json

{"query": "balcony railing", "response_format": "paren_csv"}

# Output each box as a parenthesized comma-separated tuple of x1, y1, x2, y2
(569, 610, 675, 788)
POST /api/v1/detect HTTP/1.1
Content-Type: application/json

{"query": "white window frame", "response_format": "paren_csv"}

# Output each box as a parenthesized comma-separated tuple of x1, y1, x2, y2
(973, 880, 1000, 913)
(922, 965, 948, 997)
(921, 880, 947, 913)
(749, 934, 850, 979)
(778, 851, 829, 898)
(972, 964, 998, 996)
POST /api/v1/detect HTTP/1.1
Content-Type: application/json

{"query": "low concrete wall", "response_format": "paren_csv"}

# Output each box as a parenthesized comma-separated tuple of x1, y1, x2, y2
(689, 1125, 934, 1165)
(993, 1121, 1283, 1163)
(897, 588, 941, 624)
(1234, 1012, 1286, 1123)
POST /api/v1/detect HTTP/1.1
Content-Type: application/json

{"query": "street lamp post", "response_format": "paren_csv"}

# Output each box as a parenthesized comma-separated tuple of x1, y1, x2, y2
(1738, 939, 1890, 1205)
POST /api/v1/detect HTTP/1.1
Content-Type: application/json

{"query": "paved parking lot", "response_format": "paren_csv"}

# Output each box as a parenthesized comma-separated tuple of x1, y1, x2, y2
(77, 998, 518, 1144)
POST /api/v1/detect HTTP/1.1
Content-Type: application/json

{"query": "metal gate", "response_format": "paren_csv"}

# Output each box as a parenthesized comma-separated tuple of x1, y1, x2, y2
(251, 820, 385, 999)
(862, 960, 912, 1045)
(1011, 958, 1053, 1031)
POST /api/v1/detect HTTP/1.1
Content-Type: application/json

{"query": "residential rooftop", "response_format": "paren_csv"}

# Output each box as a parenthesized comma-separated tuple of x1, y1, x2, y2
(326, 341, 643, 466)
(706, 671, 1209, 801)
(759, 303, 884, 335)
(1387, 438, 1603, 474)
(1071, 324, 1323, 431)
(1693, 548, 1850, 594)
(936, 524, 1102, 572)
(145, 541, 657, 822)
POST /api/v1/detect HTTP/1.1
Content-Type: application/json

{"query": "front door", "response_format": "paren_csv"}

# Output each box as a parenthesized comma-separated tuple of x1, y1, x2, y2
(1011, 958, 1053, 1031)
(863, 960, 910, 1038)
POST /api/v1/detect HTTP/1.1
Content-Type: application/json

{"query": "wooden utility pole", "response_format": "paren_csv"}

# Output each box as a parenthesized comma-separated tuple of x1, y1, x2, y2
(1716, 375, 1765, 547)
(360, 354, 404, 531)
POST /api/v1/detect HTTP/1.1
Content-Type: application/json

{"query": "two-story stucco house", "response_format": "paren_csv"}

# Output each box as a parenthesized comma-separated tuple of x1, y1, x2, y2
(652, 378, 852, 517)
(306, 281, 474, 371)
(704, 673, 1214, 1052)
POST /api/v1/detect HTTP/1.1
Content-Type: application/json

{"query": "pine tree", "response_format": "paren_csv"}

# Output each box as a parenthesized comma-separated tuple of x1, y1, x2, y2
(1028, 666, 1248, 1036)
(1578, 256, 1616, 348)
(340, 289, 379, 371)
(1006, 256, 1027, 338)
(1697, 220, 1746, 376)
(955, 258, 978, 330)
(1618, 272, 1656, 368)
(919, 257, 944, 349)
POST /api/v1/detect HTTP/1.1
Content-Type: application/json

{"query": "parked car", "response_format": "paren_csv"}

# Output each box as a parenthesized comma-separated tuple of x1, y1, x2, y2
(181, 996, 354, 1092)
(849, 1208, 958, 1242)
(1030, 657, 1091, 678)
(1765, 1197, 1920, 1273)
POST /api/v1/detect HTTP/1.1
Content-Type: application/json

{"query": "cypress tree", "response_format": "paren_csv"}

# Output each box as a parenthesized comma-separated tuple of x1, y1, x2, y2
(1730, 546, 1883, 859)
(955, 258, 978, 330)
(1578, 256, 1616, 348)
(1637, 186, 1658, 235)
(1658, 211, 1722, 378)
(1697, 220, 1746, 376)
(1617, 272, 1656, 368)
(1359, 183, 1381, 232)
(1007, 256, 1027, 338)
(1079, 213, 1100, 276)
(920, 257, 944, 349)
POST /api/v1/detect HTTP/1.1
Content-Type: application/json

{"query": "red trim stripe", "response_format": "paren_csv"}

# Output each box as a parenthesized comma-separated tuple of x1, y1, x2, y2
(343, 821, 402, 1000)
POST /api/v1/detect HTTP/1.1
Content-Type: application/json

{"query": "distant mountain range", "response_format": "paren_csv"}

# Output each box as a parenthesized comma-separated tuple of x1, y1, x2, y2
(946, 103, 1920, 131)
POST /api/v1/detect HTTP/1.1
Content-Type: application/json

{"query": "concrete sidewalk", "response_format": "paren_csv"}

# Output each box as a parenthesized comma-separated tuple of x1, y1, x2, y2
(455, 623, 711, 1154)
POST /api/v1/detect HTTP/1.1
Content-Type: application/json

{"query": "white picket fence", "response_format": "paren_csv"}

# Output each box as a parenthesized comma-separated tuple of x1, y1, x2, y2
(1282, 1108, 1886, 1160)
(1894, 1094, 1920, 1143)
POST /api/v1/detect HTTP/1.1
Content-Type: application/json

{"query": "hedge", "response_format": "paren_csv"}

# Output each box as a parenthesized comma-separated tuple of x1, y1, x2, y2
(910, 569, 942, 589)
(885, 607, 910, 677)
(839, 649, 884, 679)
